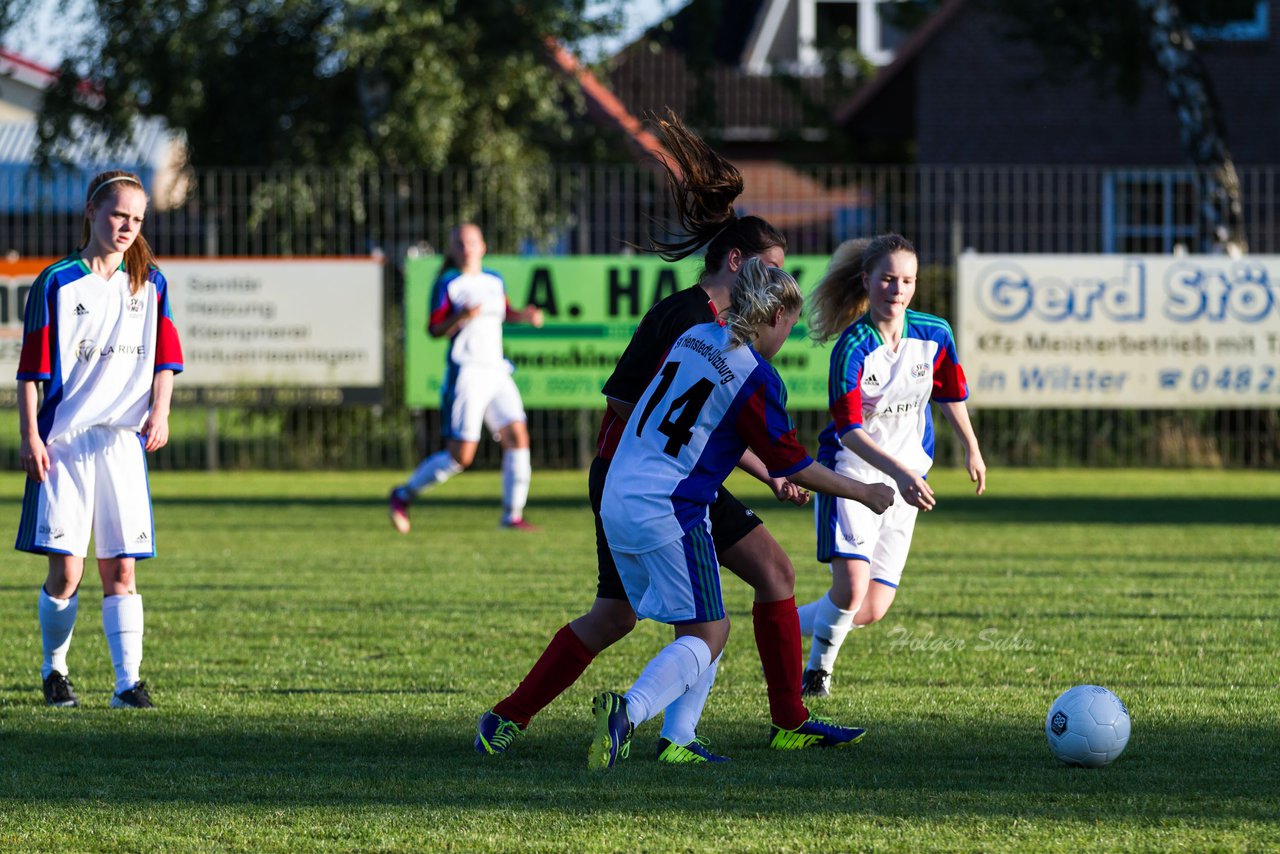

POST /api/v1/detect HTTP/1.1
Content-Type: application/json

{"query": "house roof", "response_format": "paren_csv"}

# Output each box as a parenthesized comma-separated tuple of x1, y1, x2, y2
(544, 38, 672, 173)
(0, 116, 174, 167)
(833, 0, 968, 128)
(0, 49, 57, 90)
(605, 0, 835, 138)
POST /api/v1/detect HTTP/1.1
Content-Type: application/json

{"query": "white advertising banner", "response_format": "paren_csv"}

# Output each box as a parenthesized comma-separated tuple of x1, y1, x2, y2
(1, 257, 384, 406)
(956, 253, 1280, 408)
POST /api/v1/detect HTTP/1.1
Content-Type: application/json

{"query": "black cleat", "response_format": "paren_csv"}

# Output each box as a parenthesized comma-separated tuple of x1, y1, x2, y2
(801, 668, 832, 698)
(110, 681, 155, 709)
(43, 671, 79, 707)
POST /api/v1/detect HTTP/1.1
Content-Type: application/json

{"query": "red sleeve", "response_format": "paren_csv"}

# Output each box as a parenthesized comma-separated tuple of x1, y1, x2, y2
(428, 273, 456, 327)
(16, 275, 52, 380)
(153, 272, 184, 373)
(932, 345, 969, 401)
(829, 367, 864, 436)
(17, 328, 50, 379)
(735, 382, 811, 478)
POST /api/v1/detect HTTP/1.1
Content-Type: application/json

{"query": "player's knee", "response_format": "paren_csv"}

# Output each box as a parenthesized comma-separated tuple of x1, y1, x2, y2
(829, 588, 857, 610)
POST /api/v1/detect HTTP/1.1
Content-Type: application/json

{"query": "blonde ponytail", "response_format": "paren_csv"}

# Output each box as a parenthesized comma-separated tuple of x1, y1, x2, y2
(807, 233, 916, 342)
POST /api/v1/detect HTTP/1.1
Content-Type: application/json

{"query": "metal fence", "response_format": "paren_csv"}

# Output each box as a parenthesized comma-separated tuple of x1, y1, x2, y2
(3, 163, 1279, 470)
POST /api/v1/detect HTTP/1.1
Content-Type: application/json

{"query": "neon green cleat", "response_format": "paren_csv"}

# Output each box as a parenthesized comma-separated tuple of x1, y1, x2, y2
(657, 736, 730, 763)
(769, 715, 865, 749)
(587, 691, 633, 771)
(475, 709, 525, 755)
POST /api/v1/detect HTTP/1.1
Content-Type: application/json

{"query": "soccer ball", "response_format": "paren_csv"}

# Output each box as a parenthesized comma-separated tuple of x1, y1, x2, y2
(1045, 685, 1131, 768)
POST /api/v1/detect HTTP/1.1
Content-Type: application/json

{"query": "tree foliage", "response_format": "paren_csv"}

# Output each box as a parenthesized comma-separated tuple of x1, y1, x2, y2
(0, 0, 635, 249)
(2, 0, 624, 171)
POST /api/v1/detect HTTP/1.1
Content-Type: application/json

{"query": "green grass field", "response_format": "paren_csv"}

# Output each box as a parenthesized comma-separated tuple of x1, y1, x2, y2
(1, 468, 1278, 852)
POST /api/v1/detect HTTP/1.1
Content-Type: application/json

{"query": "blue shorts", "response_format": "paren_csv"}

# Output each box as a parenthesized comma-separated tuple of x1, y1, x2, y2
(610, 519, 724, 625)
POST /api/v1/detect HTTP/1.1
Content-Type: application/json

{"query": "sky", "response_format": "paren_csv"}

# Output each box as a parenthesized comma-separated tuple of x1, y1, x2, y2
(4, 0, 688, 68)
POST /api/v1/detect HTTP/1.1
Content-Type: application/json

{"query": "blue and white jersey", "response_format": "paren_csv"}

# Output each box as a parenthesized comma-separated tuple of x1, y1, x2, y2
(602, 321, 811, 554)
(429, 267, 510, 368)
(818, 309, 967, 477)
(17, 255, 184, 444)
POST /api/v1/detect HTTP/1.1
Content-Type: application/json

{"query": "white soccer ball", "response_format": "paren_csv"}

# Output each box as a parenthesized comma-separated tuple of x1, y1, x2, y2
(1045, 685, 1131, 768)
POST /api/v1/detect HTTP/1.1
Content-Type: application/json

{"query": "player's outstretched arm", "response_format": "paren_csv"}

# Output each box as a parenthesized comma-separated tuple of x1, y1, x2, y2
(937, 400, 986, 495)
(841, 428, 936, 510)
(506, 305, 544, 328)
(788, 460, 894, 514)
(429, 304, 482, 338)
(736, 448, 811, 506)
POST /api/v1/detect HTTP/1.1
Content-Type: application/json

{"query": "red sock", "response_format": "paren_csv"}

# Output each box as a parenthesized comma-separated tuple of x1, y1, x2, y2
(753, 596, 809, 730)
(492, 624, 596, 727)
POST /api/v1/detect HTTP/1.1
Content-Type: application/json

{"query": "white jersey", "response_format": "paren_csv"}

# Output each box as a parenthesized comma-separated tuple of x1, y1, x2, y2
(602, 322, 811, 554)
(818, 309, 968, 479)
(17, 255, 184, 444)
(429, 268, 510, 368)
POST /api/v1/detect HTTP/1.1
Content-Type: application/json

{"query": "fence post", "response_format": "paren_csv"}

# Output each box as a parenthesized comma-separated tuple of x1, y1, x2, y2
(206, 407, 219, 472)
(576, 409, 592, 469)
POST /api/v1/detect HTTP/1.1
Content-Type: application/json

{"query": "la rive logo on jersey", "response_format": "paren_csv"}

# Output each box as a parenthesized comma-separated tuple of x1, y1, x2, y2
(75, 339, 147, 363)
(76, 339, 97, 363)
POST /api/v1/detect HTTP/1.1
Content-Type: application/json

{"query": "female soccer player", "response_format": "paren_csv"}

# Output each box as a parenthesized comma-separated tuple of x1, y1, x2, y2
(477, 113, 869, 763)
(16, 170, 183, 709)
(388, 223, 543, 532)
(797, 234, 987, 698)
(588, 259, 894, 770)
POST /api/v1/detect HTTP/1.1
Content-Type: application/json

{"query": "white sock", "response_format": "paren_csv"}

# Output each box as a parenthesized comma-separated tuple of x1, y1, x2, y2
(807, 592, 857, 673)
(624, 636, 713, 729)
(660, 653, 720, 745)
(501, 447, 531, 523)
(405, 450, 463, 496)
(102, 594, 144, 694)
(797, 597, 822, 636)
(39, 587, 78, 680)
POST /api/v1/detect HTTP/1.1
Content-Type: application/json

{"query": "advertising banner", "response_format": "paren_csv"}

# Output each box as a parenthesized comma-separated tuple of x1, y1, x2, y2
(957, 253, 1280, 408)
(1, 257, 384, 407)
(403, 255, 837, 409)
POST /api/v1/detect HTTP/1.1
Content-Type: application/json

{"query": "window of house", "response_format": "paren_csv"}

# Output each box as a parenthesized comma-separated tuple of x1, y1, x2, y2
(797, 0, 917, 69)
(1101, 171, 1201, 254)
(1185, 0, 1269, 41)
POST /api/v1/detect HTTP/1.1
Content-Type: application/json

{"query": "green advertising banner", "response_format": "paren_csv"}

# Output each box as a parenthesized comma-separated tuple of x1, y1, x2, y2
(404, 255, 836, 409)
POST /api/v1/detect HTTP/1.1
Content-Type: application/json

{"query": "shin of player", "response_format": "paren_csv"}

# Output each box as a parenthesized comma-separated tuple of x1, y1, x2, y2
(798, 234, 987, 697)
(17, 170, 182, 710)
(588, 260, 895, 769)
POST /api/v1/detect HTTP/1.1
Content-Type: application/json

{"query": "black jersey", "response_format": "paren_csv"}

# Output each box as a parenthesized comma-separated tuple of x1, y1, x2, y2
(596, 284, 718, 458)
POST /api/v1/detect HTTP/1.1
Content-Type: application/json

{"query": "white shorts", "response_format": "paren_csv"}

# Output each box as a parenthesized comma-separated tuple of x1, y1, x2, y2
(814, 463, 919, 589)
(16, 426, 156, 560)
(443, 362, 526, 443)
(610, 519, 724, 625)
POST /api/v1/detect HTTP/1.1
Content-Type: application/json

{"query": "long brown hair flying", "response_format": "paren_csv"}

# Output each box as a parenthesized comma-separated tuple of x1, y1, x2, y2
(79, 170, 156, 295)
(645, 110, 786, 280)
